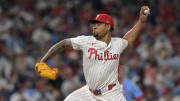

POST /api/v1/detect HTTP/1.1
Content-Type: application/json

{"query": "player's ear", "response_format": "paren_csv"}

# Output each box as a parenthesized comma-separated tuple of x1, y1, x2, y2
(107, 24, 111, 31)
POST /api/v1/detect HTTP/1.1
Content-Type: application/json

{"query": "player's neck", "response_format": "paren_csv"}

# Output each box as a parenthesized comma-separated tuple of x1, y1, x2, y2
(99, 32, 111, 45)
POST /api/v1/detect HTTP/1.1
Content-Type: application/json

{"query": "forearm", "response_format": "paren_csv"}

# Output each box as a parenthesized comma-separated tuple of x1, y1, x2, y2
(40, 39, 72, 62)
(123, 6, 150, 46)
(123, 20, 143, 45)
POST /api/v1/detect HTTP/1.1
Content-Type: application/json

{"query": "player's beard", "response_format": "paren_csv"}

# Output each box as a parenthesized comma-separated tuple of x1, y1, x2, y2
(93, 33, 100, 39)
(93, 32, 106, 40)
(93, 31, 102, 40)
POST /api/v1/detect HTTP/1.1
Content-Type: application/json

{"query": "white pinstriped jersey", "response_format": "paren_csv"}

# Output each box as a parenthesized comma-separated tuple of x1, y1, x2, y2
(70, 36, 128, 90)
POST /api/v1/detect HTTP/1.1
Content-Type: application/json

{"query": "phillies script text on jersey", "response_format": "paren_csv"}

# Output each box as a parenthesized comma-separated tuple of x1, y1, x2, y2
(88, 48, 119, 60)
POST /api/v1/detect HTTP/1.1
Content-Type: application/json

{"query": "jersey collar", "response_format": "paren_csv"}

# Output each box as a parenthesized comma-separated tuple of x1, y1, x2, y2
(92, 36, 112, 50)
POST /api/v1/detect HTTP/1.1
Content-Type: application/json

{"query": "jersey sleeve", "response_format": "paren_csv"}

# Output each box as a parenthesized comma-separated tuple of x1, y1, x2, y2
(121, 38, 128, 50)
(117, 38, 128, 51)
(70, 36, 89, 50)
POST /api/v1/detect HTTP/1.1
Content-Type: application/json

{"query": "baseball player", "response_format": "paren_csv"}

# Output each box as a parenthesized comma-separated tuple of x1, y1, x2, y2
(35, 6, 150, 101)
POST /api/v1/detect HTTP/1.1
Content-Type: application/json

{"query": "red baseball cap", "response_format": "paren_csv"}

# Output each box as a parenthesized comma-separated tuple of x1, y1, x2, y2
(89, 13, 114, 29)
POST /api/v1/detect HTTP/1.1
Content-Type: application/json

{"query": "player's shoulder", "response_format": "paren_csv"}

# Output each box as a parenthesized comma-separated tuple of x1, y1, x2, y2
(74, 35, 94, 40)
(111, 37, 127, 42)
(70, 35, 95, 43)
(111, 37, 128, 48)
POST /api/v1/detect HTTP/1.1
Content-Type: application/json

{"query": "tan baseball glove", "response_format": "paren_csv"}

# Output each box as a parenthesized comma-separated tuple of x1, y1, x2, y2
(35, 62, 59, 80)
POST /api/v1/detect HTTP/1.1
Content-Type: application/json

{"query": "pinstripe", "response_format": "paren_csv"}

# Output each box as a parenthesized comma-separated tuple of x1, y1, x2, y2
(68, 36, 128, 101)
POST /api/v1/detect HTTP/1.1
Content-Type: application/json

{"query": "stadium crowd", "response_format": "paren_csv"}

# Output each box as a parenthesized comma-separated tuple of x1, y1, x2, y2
(0, 0, 180, 101)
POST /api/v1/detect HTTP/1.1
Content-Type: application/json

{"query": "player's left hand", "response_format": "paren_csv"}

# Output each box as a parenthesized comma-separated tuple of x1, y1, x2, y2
(139, 6, 150, 23)
(35, 62, 59, 80)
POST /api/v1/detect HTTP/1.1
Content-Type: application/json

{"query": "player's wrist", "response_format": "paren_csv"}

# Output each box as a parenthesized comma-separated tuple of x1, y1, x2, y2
(138, 18, 145, 23)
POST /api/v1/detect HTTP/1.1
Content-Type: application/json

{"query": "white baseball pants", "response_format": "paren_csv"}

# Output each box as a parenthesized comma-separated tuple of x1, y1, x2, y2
(64, 83, 126, 101)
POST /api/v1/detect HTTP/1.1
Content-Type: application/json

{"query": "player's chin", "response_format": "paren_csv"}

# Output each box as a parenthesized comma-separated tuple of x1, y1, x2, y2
(93, 33, 100, 39)
(93, 34, 98, 38)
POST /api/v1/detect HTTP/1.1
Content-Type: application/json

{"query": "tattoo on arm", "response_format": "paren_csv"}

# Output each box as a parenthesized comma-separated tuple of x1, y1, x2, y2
(40, 39, 73, 62)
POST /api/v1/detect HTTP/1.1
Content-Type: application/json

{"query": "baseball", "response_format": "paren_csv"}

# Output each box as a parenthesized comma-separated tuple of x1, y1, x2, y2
(144, 8, 150, 15)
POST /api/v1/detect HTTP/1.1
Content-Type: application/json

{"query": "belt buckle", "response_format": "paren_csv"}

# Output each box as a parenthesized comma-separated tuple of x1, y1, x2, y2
(91, 83, 116, 95)
(94, 89, 101, 95)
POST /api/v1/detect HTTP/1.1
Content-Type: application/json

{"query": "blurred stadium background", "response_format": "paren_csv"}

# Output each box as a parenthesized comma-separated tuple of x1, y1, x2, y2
(0, 0, 180, 101)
